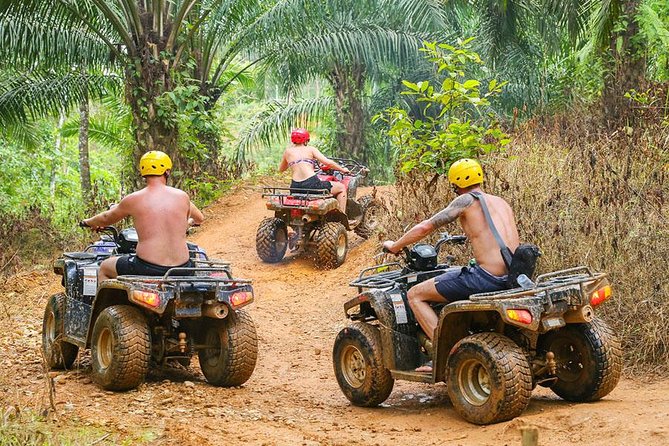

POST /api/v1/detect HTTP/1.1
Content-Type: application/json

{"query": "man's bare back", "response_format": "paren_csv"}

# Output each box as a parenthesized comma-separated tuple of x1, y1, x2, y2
(121, 183, 193, 266)
(430, 191, 519, 276)
(83, 151, 204, 282)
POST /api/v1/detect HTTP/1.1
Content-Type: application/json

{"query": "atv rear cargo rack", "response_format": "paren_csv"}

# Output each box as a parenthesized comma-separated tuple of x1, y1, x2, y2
(262, 186, 334, 209)
(115, 264, 252, 287)
(469, 266, 607, 301)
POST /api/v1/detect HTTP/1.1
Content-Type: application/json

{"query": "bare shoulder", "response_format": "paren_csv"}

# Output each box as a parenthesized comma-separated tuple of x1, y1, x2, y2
(167, 186, 189, 197)
(451, 193, 475, 208)
(428, 193, 476, 227)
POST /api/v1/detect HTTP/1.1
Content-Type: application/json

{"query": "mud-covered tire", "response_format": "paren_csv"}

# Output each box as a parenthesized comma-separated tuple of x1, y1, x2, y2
(314, 222, 347, 268)
(42, 294, 79, 369)
(90, 305, 151, 391)
(256, 217, 288, 263)
(354, 195, 385, 239)
(333, 323, 394, 407)
(538, 318, 622, 402)
(447, 332, 532, 425)
(198, 310, 258, 387)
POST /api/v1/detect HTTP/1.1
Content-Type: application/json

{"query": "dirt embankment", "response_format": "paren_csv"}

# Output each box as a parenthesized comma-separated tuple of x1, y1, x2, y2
(1, 184, 668, 446)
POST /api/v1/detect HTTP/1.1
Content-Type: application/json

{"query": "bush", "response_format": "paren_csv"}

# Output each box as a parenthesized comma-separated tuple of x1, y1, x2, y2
(385, 106, 669, 371)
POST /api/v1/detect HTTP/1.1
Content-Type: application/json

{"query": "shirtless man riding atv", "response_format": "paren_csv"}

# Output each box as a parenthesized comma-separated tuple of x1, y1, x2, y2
(81, 150, 205, 281)
(383, 158, 518, 371)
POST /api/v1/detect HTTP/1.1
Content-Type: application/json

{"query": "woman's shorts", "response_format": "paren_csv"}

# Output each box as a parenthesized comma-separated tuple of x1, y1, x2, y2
(290, 175, 333, 194)
(116, 255, 194, 277)
(434, 264, 508, 302)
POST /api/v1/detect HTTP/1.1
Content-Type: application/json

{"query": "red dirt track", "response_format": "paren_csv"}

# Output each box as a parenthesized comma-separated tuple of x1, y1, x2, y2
(1, 184, 668, 445)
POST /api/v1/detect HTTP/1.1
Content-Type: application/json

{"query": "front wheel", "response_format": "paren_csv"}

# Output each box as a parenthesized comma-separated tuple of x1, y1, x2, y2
(90, 305, 151, 391)
(314, 222, 347, 268)
(256, 217, 288, 263)
(538, 318, 622, 402)
(333, 323, 394, 407)
(354, 195, 385, 239)
(447, 332, 532, 425)
(198, 310, 258, 386)
(42, 294, 79, 369)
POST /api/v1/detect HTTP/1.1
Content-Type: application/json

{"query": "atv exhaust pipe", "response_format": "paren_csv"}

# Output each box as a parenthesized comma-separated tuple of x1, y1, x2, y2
(563, 305, 594, 323)
(302, 214, 319, 223)
(202, 303, 229, 319)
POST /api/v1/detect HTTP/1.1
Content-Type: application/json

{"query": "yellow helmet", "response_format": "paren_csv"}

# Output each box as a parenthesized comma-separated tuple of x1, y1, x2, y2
(139, 151, 172, 176)
(448, 158, 483, 188)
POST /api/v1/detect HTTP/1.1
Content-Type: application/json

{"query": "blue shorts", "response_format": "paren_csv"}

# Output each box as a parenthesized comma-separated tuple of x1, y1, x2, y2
(434, 265, 508, 302)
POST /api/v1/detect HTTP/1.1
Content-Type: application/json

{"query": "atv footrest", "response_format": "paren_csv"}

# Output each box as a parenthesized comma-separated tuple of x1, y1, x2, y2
(390, 370, 435, 384)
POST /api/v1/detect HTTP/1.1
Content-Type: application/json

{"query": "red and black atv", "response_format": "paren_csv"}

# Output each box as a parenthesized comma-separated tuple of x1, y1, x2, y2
(256, 158, 384, 268)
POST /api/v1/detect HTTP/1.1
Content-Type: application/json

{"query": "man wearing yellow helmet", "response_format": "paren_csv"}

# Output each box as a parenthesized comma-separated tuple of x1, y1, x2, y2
(81, 150, 204, 281)
(383, 158, 519, 372)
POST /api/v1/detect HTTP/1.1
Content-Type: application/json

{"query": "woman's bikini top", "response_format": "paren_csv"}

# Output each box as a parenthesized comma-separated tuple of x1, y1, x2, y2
(287, 158, 318, 168)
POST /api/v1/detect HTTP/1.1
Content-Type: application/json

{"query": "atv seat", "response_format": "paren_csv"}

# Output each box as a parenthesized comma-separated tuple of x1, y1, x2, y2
(64, 252, 97, 261)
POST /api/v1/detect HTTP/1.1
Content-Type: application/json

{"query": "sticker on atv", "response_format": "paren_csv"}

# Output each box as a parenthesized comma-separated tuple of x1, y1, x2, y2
(83, 267, 98, 296)
(389, 292, 408, 324)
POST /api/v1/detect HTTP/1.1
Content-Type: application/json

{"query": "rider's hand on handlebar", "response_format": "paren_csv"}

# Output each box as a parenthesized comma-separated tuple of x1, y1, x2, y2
(340, 167, 351, 175)
(382, 240, 400, 255)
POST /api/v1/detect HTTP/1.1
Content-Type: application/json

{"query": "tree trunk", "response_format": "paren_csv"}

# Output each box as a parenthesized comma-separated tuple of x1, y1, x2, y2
(602, 0, 646, 127)
(78, 95, 92, 208)
(124, 12, 180, 188)
(329, 64, 366, 159)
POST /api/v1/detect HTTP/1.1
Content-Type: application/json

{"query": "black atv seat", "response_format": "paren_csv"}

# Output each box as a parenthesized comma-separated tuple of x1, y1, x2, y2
(64, 252, 97, 261)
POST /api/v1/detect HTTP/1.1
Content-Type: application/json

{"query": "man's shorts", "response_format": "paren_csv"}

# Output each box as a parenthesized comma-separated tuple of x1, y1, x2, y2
(434, 264, 508, 302)
(290, 175, 333, 194)
(115, 255, 194, 277)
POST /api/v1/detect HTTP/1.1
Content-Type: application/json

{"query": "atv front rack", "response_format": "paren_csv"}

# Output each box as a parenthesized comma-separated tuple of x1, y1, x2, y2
(349, 262, 452, 290)
(320, 158, 368, 177)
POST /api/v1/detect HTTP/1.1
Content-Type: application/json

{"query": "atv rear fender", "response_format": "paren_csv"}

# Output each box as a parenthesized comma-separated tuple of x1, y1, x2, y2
(344, 289, 420, 371)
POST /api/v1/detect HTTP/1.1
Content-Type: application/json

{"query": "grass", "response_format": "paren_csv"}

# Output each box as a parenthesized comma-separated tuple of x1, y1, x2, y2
(0, 408, 160, 446)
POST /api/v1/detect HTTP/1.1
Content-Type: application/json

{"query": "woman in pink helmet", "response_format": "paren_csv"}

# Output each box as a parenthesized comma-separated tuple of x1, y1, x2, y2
(279, 128, 350, 213)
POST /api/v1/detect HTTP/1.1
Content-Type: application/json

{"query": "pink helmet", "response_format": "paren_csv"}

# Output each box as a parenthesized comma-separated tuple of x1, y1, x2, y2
(291, 128, 310, 144)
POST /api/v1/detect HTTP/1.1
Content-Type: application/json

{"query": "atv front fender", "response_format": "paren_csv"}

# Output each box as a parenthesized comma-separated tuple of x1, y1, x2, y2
(344, 289, 420, 371)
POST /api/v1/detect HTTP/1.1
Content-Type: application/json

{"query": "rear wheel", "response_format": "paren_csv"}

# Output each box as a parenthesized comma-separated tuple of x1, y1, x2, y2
(90, 305, 150, 391)
(538, 318, 622, 402)
(314, 222, 347, 268)
(354, 195, 385, 239)
(333, 323, 394, 407)
(42, 294, 78, 369)
(447, 332, 532, 424)
(256, 217, 288, 263)
(198, 310, 258, 386)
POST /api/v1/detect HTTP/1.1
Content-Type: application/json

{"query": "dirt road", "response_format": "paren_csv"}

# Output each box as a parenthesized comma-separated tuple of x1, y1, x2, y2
(1, 184, 668, 445)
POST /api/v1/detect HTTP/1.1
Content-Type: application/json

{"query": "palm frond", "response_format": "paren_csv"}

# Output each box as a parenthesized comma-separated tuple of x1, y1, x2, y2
(0, 70, 121, 125)
(236, 96, 335, 160)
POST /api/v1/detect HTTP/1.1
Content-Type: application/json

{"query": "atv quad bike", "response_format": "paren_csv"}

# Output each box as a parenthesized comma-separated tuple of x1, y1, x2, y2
(256, 158, 384, 268)
(42, 226, 258, 391)
(332, 233, 622, 424)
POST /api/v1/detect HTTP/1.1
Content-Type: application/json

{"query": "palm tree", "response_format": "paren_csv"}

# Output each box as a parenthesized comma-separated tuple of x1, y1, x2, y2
(0, 0, 268, 170)
(238, 0, 450, 159)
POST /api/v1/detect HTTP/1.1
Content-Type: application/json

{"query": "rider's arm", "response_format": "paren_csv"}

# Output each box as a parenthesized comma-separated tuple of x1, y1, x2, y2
(188, 201, 205, 226)
(83, 197, 132, 229)
(278, 151, 289, 172)
(312, 147, 350, 173)
(384, 194, 475, 253)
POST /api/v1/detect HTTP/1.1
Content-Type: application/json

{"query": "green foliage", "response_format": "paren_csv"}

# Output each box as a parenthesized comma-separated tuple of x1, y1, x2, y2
(375, 40, 509, 175)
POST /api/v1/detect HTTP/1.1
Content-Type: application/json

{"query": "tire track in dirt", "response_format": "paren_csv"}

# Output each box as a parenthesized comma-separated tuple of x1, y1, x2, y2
(1, 183, 669, 445)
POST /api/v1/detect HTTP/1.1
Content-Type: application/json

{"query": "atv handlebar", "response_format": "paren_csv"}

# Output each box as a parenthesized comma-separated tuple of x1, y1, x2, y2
(435, 233, 467, 254)
(318, 157, 369, 177)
